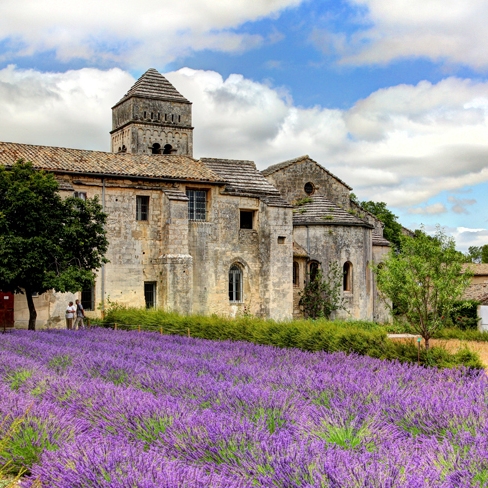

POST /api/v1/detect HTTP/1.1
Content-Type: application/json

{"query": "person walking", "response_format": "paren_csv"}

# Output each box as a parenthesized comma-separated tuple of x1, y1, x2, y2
(74, 299, 85, 330)
(65, 301, 76, 330)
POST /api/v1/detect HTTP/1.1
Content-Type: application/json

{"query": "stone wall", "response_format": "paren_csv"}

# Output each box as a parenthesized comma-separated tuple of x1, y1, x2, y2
(293, 224, 373, 320)
(265, 159, 351, 208)
(111, 98, 193, 156)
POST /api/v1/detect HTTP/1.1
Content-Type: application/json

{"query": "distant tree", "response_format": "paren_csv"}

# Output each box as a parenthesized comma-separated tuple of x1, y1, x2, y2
(465, 245, 488, 263)
(358, 200, 403, 251)
(0, 160, 108, 330)
(374, 226, 472, 349)
(299, 262, 345, 319)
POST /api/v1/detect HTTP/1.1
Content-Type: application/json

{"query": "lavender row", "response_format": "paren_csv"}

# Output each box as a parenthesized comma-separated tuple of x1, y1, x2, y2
(1, 329, 487, 487)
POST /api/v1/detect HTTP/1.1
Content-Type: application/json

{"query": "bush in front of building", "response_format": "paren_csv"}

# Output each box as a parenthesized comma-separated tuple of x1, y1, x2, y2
(98, 306, 483, 369)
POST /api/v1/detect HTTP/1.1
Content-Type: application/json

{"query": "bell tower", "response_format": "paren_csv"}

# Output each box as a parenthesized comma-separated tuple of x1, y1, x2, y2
(110, 68, 193, 157)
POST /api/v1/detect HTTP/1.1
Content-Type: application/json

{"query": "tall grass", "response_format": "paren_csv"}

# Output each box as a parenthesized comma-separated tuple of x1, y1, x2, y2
(0, 412, 26, 488)
(99, 306, 483, 369)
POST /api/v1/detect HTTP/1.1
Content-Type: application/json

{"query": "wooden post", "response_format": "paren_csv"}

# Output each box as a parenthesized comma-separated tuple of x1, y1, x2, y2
(138, 324, 141, 333)
(114, 323, 117, 330)
(160, 326, 163, 335)
(187, 328, 190, 338)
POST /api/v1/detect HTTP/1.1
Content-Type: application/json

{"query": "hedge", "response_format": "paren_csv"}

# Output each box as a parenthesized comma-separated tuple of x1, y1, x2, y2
(97, 306, 483, 369)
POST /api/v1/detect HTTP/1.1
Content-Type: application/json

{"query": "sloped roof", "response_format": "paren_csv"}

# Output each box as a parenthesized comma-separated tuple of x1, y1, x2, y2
(293, 241, 309, 258)
(113, 68, 190, 107)
(462, 263, 488, 275)
(293, 195, 373, 228)
(0, 142, 221, 183)
(162, 188, 189, 201)
(372, 231, 391, 247)
(201, 157, 291, 207)
(262, 155, 352, 190)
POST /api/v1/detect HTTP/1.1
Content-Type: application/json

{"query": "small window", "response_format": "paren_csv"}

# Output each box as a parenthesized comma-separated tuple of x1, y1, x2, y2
(151, 143, 161, 154)
(163, 144, 172, 154)
(171, 114, 174, 122)
(74, 192, 87, 201)
(309, 261, 320, 282)
(240, 210, 254, 229)
(144, 282, 156, 308)
(293, 262, 299, 286)
(136, 196, 149, 221)
(158, 113, 160, 120)
(229, 265, 243, 302)
(81, 286, 95, 311)
(144, 111, 147, 118)
(278, 236, 286, 244)
(165, 114, 167, 121)
(187, 190, 207, 221)
(304, 182, 315, 195)
(178, 115, 181, 123)
(151, 112, 154, 119)
(343, 261, 353, 292)
(121, 145, 127, 153)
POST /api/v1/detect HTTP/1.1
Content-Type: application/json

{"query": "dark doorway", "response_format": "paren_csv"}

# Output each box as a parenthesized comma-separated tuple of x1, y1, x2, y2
(163, 144, 173, 154)
(0, 292, 14, 329)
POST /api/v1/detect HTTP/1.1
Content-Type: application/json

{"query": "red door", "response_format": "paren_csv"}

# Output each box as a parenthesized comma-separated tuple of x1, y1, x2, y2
(0, 292, 14, 329)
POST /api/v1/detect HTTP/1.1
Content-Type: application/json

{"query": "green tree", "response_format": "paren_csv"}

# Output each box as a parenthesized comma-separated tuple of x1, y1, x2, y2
(374, 227, 472, 349)
(0, 160, 108, 330)
(465, 245, 488, 263)
(359, 200, 403, 251)
(299, 262, 345, 319)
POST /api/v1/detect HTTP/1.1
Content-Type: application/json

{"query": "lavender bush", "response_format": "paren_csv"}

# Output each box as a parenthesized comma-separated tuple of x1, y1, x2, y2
(1, 329, 488, 487)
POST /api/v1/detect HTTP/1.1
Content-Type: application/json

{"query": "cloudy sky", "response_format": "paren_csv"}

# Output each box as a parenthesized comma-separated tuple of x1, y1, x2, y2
(1, 0, 488, 250)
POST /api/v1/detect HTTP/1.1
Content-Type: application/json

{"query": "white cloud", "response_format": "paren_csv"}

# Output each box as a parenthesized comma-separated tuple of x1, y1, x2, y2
(334, 0, 488, 69)
(2, 65, 488, 217)
(408, 203, 447, 215)
(0, 0, 302, 67)
(453, 227, 488, 252)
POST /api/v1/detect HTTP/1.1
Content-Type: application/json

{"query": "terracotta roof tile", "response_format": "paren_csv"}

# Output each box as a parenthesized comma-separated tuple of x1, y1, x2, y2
(201, 157, 291, 207)
(114, 68, 190, 107)
(293, 195, 373, 228)
(0, 142, 221, 183)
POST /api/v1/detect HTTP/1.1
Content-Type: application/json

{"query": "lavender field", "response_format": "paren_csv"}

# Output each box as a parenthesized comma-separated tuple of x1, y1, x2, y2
(1, 329, 488, 487)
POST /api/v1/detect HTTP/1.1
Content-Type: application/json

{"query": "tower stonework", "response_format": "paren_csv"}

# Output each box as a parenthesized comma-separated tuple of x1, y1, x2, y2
(111, 68, 193, 157)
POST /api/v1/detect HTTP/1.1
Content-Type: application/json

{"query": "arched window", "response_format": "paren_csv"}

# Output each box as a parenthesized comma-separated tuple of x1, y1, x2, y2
(121, 145, 127, 153)
(343, 261, 353, 292)
(151, 143, 161, 155)
(309, 261, 320, 282)
(163, 144, 172, 154)
(293, 261, 299, 286)
(229, 265, 243, 302)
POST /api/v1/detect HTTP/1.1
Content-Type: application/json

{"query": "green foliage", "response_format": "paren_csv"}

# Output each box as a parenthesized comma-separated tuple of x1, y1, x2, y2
(375, 226, 473, 349)
(0, 160, 109, 330)
(0, 417, 58, 476)
(0, 412, 27, 485)
(99, 305, 483, 369)
(448, 300, 480, 330)
(48, 354, 72, 373)
(6, 370, 33, 391)
(299, 263, 345, 319)
(294, 197, 312, 206)
(359, 200, 403, 250)
(465, 244, 488, 263)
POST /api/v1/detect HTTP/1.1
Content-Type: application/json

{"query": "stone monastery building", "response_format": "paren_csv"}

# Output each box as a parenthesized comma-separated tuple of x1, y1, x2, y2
(0, 69, 391, 327)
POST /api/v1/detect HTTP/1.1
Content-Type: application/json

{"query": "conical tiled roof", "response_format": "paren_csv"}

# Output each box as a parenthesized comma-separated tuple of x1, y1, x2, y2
(114, 68, 190, 107)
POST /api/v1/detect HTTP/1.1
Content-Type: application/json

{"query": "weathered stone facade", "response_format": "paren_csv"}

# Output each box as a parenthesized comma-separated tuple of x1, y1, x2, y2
(1, 68, 391, 327)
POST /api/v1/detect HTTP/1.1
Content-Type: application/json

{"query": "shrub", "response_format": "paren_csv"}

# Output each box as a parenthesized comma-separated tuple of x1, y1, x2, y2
(99, 306, 483, 369)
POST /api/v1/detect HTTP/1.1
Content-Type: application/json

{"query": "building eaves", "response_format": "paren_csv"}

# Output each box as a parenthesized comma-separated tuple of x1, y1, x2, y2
(201, 157, 291, 207)
(0, 142, 222, 183)
(112, 68, 191, 108)
(162, 188, 189, 201)
(262, 154, 352, 191)
(293, 195, 373, 228)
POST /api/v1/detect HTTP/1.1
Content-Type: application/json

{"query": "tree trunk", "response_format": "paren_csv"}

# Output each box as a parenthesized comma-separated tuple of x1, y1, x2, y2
(25, 289, 37, 331)
(424, 337, 430, 351)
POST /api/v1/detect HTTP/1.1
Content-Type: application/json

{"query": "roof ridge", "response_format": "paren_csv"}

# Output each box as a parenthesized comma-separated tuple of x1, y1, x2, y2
(114, 68, 190, 106)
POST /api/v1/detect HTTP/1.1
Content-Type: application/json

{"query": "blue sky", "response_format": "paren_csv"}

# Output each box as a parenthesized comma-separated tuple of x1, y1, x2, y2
(1, 0, 488, 249)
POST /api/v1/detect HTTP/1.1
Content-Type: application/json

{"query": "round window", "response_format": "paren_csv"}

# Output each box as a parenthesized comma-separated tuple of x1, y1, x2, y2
(304, 182, 314, 195)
